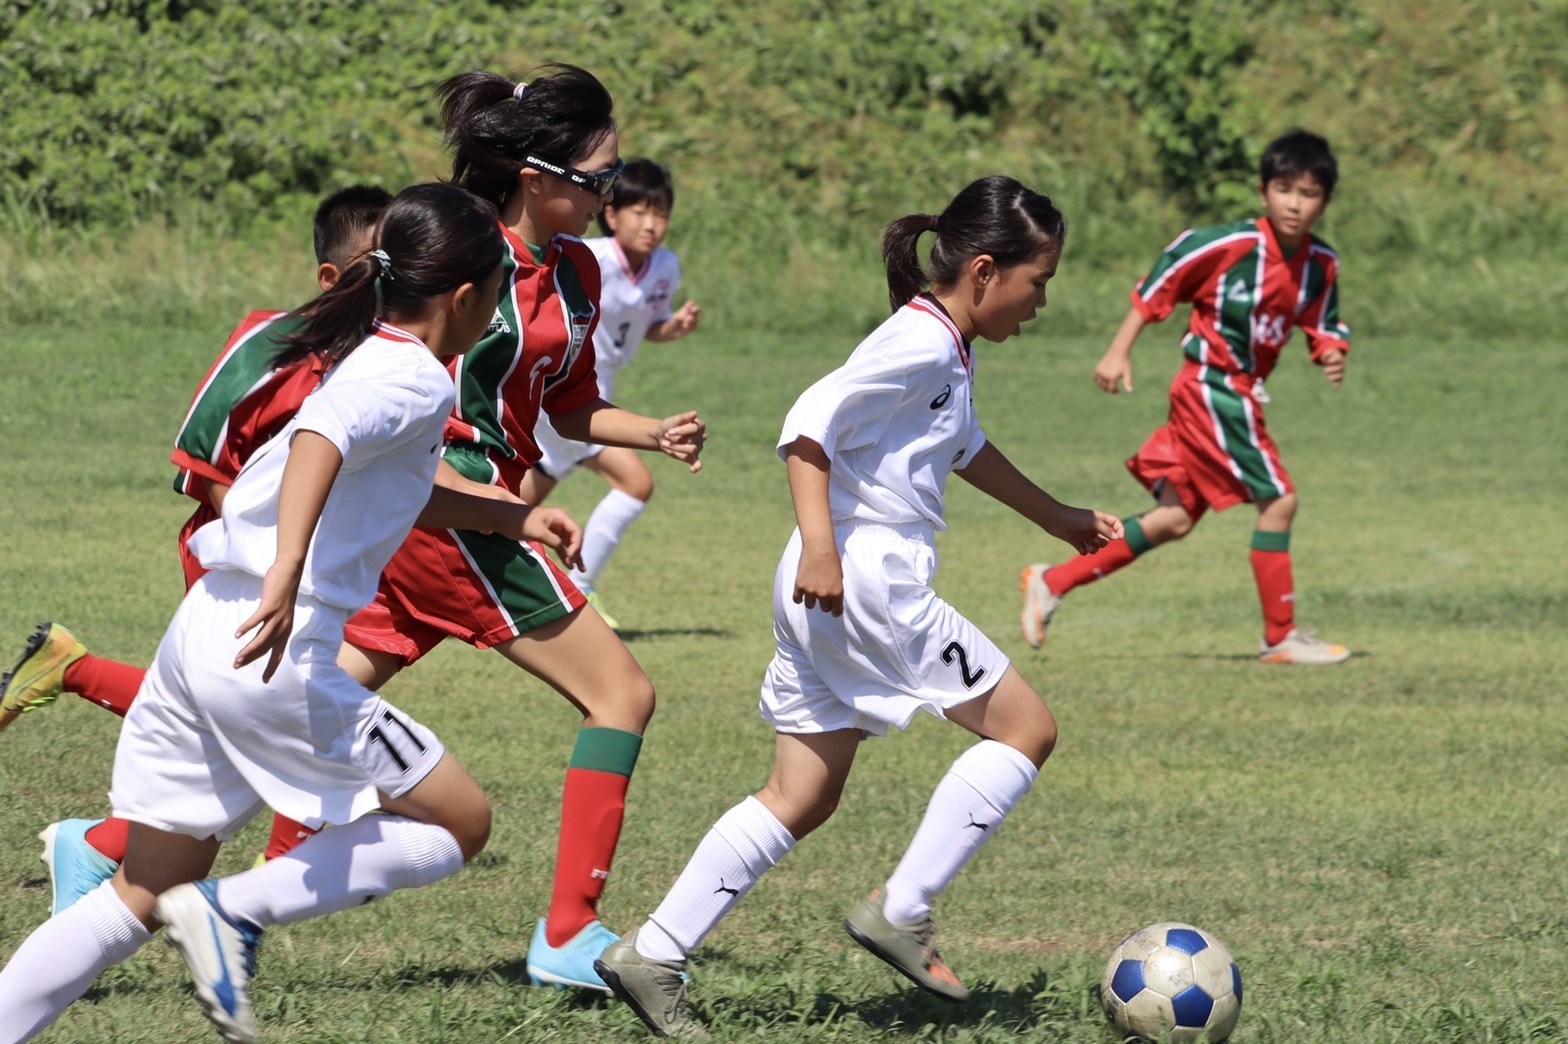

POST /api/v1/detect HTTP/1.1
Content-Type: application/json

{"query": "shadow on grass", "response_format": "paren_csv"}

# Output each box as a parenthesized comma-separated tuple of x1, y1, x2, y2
(617, 627, 734, 641)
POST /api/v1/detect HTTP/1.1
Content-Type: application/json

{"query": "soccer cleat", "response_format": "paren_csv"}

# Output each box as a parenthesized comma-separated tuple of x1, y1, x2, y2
(594, 933, 708, 1039)
(1018, 564, 1062, 650)
(157, 880, 264, 1044)
(1259, 628, 1351, 666)
(0, 622, 87, 733)
(843, 888, 969, 1002)
(526, 917, 620, 992)
(582, 587, 622, 633)
(39, 819, 120, 916)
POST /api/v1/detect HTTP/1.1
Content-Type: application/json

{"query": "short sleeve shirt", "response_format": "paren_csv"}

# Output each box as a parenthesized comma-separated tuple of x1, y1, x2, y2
(189, 324, 455, 612)
(778, 295, 986, 530)
(584, 237, 681, 400)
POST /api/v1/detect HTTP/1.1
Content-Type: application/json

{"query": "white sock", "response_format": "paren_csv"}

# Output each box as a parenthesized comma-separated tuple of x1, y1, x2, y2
(0, 882, 151, 1042)
(635, 796, 795, 963)
(571, 488, 647, 589)
(213, 815, 464, 927)
(882, 740, 1038, 924)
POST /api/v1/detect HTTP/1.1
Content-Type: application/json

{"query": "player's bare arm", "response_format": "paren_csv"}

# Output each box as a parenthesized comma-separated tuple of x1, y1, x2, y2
(550, 400, 706, 472)
(957, 442, 1122, 555)
(784, 436, 843, 617)
(646, 300, 701, 342)
(1094, 306, 1148, 394)
(235, 429, 341, 681)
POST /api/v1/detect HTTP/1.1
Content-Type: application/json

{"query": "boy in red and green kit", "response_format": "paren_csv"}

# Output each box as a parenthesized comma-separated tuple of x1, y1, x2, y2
(1019, 129, 1352, 665)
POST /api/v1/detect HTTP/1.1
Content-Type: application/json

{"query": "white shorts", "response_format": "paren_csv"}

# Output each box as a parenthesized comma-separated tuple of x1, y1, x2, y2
(759, 521, 1009, 737)
(110, 570, 445, 841)
(532, 416, 605, 482)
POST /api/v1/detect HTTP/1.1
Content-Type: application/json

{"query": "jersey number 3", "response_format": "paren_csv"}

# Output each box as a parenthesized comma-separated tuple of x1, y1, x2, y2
(941, 641, 987, 689)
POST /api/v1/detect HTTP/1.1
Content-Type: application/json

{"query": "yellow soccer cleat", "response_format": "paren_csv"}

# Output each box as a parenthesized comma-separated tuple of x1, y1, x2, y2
(0, 622, 87, 733)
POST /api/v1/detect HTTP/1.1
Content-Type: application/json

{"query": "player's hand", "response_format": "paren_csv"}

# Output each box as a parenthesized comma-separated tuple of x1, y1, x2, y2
(657, 410, 707, 473)
(1047, 508, 1123, 556)
(793, 545, 844, 616)
(521, 505, 584, 572)
(234, 562, 302, 683)
(1093, 351, 1134, 394)
(663, 301, 701, 339)
(1319, 349, 1346, 388)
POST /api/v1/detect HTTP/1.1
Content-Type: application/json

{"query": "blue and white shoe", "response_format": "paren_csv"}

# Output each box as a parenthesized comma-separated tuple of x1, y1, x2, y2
(526, 917, 620, 992)
(157, 879, 264, 1044)
(39, 818, 120, 915)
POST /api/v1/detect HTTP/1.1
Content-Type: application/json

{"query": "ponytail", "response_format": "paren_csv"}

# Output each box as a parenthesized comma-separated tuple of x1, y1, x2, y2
(438, 65, 616, 207)
(882, 177, 1066, 313)
(275, 183, 503, 369)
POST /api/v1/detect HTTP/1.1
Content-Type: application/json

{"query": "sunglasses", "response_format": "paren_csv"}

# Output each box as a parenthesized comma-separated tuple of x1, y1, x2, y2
(523, 154, 625, 197)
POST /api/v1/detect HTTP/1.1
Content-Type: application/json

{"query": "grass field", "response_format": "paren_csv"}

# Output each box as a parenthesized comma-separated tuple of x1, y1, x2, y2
(1, 283, 1564, 1042)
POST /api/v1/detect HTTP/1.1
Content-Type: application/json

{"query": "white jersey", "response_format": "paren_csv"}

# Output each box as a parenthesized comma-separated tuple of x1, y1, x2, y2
(189, 322, 454, 611)
(585, 236, 680, 400)
(777, 295, 987, 531)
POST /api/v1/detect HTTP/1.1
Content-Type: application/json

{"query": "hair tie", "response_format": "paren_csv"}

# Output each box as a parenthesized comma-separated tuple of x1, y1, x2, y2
(926, 215, 940, 233)
(512, 81, 528, 101)
(370, 248, 395, 281)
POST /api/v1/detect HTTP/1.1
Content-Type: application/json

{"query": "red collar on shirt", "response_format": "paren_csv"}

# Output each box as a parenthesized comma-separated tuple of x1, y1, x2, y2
(909, 292, 971, 370)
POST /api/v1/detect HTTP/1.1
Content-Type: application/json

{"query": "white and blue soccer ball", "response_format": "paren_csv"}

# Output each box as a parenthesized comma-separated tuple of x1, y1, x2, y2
(1100, 922, 1242, 1042)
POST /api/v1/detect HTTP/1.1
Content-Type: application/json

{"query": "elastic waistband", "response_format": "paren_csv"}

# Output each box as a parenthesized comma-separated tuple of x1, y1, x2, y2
(833, 518, 936, 545)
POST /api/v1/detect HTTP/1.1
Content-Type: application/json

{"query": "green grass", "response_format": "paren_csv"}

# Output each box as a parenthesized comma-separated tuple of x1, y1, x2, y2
(1, 290, 1565, 1043)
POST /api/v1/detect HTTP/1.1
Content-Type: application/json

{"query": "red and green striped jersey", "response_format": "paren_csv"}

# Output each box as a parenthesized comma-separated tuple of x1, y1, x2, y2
(443, 225, 602, 493)
(1130, 217, 1350, 382)
(170, 310, 327, 508)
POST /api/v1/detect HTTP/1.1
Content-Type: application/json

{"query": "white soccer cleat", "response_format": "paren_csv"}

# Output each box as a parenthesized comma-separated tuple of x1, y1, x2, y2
(1018, 563, 1062, 649)
(157, 880, 263, 1043)
(1259, 628, 1351, 666)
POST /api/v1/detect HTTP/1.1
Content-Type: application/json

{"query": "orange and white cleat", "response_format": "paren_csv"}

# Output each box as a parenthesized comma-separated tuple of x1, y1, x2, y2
(1018, 564, 1062, 650)
(844, 888, 968, 1002)
(1259, 628, 1351, 666)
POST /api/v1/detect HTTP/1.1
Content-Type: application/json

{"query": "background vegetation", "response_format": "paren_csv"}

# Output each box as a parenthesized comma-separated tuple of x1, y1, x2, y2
(2, 2, 1566, 1041)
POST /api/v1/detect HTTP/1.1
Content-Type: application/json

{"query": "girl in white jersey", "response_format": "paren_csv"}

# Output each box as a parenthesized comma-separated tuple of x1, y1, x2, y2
(520, 158, 702, 628)
(595, 177, 1123, 1037)
(0, 184, 580, 1044)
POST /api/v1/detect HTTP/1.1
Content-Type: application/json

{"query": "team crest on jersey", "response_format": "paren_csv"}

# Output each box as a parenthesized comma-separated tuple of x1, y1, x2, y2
(647, 278, 672, 310)
(568, 312, 592, 358)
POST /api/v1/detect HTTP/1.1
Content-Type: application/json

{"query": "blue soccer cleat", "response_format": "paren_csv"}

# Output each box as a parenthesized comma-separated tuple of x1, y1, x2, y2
(157, 879, 264, 1044)
(39, 818, 120, 915)
(526, 917, 620, 992)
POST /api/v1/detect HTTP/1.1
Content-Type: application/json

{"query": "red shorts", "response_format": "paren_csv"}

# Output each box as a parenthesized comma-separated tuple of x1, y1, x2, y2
(1127, 365, 1293, 517)
(343, 525, 586, 668)
(177, 504, 218, 591)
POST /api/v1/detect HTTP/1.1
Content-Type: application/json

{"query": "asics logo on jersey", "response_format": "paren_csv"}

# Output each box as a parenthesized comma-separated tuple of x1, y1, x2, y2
(1250, 311, 1287, 348)
(930, 384, 952, 409)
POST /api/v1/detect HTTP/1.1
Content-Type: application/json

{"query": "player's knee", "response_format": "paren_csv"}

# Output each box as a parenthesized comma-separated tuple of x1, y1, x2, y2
(624, 473, 655, 502)
(452, 796, 493, 863)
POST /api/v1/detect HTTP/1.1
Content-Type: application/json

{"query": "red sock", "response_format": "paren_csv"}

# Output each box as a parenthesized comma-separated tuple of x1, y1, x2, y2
(61, 655, 145, 718)
(264, 812, 319, 860)
(1250, 547, 1295, 646)
(85, 817, 130, 862)
(1043, 538, 1139, 596)
(545, 766, 632, 946)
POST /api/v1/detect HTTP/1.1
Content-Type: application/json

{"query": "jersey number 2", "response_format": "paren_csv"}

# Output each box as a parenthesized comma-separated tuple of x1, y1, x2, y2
(941, 641, 987, 689)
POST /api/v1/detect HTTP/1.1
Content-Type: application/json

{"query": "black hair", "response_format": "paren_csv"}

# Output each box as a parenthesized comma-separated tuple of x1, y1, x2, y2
(437, 65, 616, 208)
(312, 185, 394, 267)
(882, 176, 1067, 312)
(594, 157, 674, 235)
(275, 183, 502, 369)
(1259, 129, 1338, 198)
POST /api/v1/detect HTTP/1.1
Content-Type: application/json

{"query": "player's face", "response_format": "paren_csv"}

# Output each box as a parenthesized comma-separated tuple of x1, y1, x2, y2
(535, 132, 621, 240)
(972, 246, 1060, 343)
(604, 202, 671, 261)
(1260, 172, 1329, 250)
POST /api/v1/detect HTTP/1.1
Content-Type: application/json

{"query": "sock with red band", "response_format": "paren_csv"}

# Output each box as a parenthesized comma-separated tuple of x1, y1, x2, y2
(544, 727, 642, 946)
(61, 656, 144, 718)
(264, 812, 320, 860)
(1043, 515, 1151, 596)
(85, 818, 130, 863)
(1250, 529, 1295, 646)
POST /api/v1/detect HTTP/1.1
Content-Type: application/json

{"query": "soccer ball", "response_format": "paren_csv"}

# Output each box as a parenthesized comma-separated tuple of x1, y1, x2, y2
(1100, 922, 1242, 1042)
